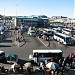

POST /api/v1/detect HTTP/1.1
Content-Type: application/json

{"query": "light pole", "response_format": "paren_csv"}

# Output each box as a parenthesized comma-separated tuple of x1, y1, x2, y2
(4, 8, 5, 26)
(44, 20, 45, 28)
(16, 4, 18, 17)
(15, 4, 20, 47)
(44, 20, 46, 28)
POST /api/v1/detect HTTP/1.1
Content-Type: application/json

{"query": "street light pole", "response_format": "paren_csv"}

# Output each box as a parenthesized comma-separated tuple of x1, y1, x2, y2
(15, 4, 20, 47)
(4, 8, 5, 26)
(44, 20, 46, 28)
(16, 4, 18, 17)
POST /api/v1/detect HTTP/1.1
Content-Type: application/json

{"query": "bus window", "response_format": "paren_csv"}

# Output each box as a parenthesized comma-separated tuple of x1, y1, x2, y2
(33, 52, 62, 58)
(66, 37, 72, 43)
(33, 53, 39, 57)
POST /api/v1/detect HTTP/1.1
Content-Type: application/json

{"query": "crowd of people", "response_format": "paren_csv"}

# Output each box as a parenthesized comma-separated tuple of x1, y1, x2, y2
(38, 51, 75, 75)
(0, 62, 33, 74)
(0, 52, 75, 75)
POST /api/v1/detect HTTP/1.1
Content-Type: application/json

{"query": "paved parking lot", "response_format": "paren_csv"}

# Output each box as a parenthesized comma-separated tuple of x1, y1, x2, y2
(0, 30, 75, 75)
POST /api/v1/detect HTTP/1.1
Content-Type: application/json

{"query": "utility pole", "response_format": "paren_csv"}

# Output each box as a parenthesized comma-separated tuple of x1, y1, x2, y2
(4, 8, 5, 26)
(16, 4, 18, 17)
(44, 20, 46, 28)
(15, 4, 20, 47)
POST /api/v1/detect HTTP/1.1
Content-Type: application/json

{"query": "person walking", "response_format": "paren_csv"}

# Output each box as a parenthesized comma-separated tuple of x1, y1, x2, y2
(48, 41, 50, 47)
(58, 41, 60, 44)
(10, 31, 12, 36)
(47, 36, 50, 47)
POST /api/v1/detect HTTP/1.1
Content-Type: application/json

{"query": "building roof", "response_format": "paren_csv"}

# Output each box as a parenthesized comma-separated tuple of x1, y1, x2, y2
(16, 16, 48, 20)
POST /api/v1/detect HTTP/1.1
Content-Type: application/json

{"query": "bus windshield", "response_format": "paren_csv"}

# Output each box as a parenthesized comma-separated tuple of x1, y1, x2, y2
(66, 37, 72, 43)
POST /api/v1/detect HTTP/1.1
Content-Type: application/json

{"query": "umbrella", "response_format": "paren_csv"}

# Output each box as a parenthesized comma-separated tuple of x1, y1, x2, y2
(24, 62, 31, 68)
(46, 62, 59, 70)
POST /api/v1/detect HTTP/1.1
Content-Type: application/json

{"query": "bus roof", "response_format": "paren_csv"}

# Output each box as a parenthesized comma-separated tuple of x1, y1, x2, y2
(63, 28, 72, 31)
(44, 28, 52, 31)
(33, 49, 62, 53)
(0, 50, 5, 53)
(55, 33, 71, 38)
(29, 30, 35, 32)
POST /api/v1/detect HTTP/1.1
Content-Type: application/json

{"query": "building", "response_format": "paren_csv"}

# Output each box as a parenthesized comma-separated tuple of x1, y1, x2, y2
(49, 16, 74, 25)
(51, 16, 67, 19)
(0, 15, 14, 26)
(14, 15, 48, 28)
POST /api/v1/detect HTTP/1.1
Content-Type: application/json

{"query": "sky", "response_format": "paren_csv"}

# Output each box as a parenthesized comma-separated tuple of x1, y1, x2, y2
(0, 0, 74, 18)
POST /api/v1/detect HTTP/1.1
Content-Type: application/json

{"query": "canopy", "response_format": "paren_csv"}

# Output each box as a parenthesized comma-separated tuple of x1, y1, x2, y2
(7, 54, 18, 61)
(7, 54, 18, 58)
(46, 62, 59, 70)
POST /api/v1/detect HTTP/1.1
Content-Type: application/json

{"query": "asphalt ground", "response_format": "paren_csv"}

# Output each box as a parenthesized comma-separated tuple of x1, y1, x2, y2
(0, 30, 75, 75)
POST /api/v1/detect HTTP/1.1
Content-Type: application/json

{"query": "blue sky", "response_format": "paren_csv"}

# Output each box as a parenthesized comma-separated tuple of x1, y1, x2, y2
(0, 0, 74, 18)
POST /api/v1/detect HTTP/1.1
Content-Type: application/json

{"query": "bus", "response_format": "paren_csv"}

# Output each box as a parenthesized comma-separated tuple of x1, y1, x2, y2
(27, 30, 36, 36)
(43, 28, 54, 36)
(62, 28, 74, 36)
(29, 49, 62, 64)
(53, 33, 73, 45)
(0, 26, 4, 35)
(41, 28, 54, 41)
(0, 51, 6, 61)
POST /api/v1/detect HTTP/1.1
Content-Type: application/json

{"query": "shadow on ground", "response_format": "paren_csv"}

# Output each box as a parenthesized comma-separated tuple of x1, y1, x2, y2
(2, 40, 12, 43)
(0, 59, 28, 65)
(25, 38, 32, 42)
(17, 59, 29, 66)
(0, 45, 11, 47)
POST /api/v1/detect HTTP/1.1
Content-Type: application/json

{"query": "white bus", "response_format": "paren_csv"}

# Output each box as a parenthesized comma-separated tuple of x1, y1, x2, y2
(43, 28, 54, 36)
(29, 49, 62, 64)
(53, 33, 73, 45)
(62, 28, 74, 36)
(41, 28, 54, 41)
(27, 30, 36, 36)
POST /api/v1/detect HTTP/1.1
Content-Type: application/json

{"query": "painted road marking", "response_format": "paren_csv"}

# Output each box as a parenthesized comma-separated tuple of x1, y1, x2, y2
(37, 37, 48, 47)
